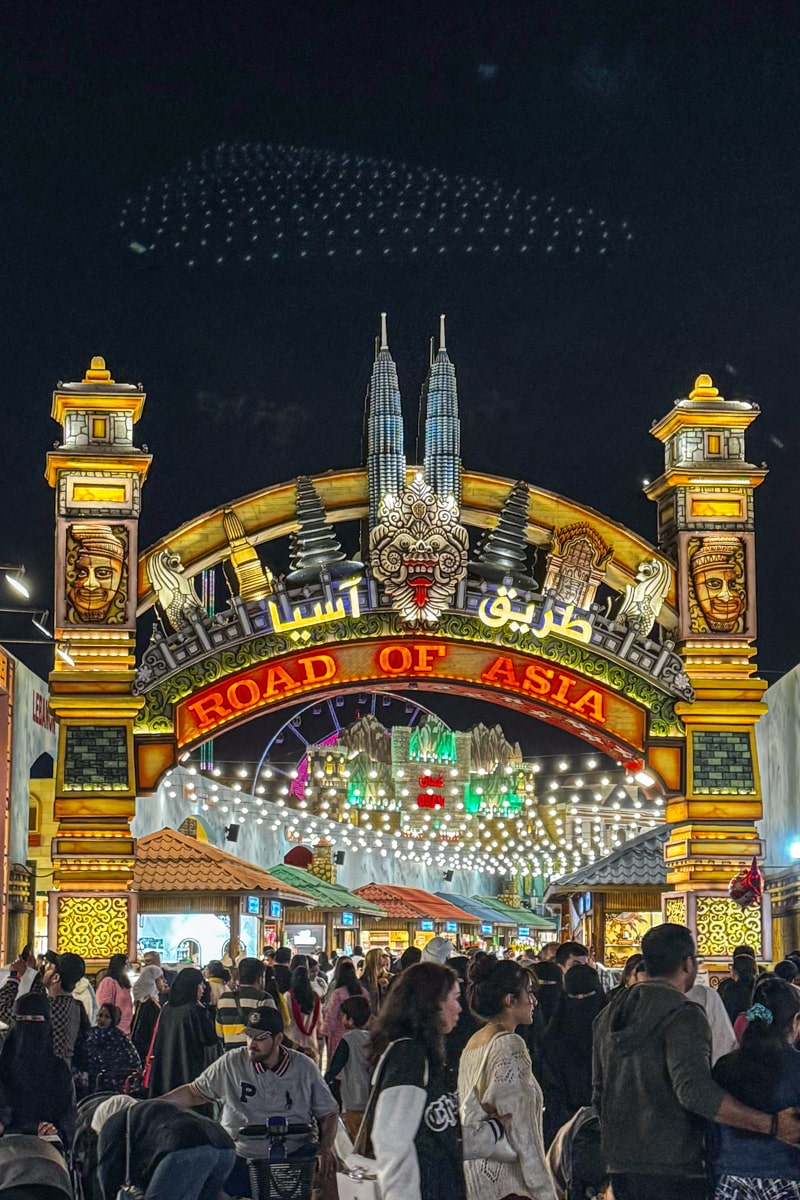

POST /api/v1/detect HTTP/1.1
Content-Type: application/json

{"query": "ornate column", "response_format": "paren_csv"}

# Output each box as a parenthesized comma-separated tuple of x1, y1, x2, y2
(646, 374, 770, 961)
(45, 357, 151, 963)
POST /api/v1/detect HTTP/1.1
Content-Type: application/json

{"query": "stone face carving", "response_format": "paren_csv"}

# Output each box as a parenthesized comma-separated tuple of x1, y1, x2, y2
(543, 522, 612, 610)
(66, 522, 127, 624)
(617, 558, 671, 637)
(369, 473, 468, 626)
(146, 549, 205, 632)
(687, 534, 746, 634)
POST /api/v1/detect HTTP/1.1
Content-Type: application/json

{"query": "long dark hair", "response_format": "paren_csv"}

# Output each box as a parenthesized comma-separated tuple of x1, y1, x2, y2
(467, 953, 530, 1021)
(741, 976, 800, 1055)
(262, 964, 282, 1007)
(336, 960, 363, 997)
(369, 962, 457, 1065)
(169, 967, 204, 1007)
(106, 953, 131, 989)
(290, 966, 316, 1015)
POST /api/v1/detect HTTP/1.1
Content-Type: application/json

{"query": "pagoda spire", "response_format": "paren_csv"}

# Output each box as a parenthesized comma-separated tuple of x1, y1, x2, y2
(470, 480, 536, 588)
(364, 312, 406, 529)
(421, 313, 461, 508)
(285, 477, 363, 586)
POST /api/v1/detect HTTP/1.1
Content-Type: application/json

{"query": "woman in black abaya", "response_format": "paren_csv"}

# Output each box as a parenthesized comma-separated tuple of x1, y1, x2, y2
(146, 969, 218, 1116)
(540, 964, 606, 1146)
(0, 992, 74, 1140)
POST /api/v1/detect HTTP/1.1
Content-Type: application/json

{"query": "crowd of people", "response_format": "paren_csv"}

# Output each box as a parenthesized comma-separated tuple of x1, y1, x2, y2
(0, 929, 799, 1199)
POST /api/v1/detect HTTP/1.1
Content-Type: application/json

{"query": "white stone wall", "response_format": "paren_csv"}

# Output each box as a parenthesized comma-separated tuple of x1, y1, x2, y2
(755, 665, 800, 869)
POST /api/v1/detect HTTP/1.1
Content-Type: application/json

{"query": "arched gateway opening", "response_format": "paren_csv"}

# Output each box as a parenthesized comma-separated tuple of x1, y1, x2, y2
(43, 333, 768, 967)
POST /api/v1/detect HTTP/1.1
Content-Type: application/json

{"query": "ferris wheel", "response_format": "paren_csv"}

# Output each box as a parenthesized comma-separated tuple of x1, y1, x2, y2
(251, 691, 447, 796)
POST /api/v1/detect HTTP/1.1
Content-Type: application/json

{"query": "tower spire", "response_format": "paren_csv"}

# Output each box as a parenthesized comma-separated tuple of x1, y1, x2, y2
(420, 315, 461, 508)
(364, 313, 406, 531)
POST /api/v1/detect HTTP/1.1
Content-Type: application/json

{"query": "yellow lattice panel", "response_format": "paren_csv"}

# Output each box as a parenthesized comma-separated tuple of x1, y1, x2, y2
(57, 895, 129, 958)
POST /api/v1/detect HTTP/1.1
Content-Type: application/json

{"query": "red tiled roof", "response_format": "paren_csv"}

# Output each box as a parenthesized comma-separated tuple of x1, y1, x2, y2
(133, 828, 313, 902)
(354, 884, 479, 924)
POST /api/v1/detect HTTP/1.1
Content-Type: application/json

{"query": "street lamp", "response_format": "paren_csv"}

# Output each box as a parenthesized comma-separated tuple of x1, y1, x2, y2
(0, 565, 29, 600)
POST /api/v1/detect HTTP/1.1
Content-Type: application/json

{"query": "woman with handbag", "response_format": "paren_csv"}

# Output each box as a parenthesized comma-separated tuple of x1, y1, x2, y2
(356, 961, 466, 1200)
(458, 955, 557, 1200)
(283, 964, 322, 1062)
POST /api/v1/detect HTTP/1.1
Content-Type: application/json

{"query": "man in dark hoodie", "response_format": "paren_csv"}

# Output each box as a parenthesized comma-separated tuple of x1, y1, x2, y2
(593, 923, 800, 1200)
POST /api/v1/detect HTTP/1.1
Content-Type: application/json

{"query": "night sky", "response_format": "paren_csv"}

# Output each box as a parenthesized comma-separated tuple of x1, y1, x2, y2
(2, 3, 800, 760)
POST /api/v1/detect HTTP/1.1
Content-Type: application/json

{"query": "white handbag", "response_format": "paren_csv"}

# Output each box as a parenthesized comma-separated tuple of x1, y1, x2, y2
(336, 1039, 417, 1200)
(460, 1032, 518, 1163)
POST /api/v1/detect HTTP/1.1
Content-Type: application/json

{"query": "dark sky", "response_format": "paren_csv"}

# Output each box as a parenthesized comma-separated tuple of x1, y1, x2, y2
(2, 3, 800, 754)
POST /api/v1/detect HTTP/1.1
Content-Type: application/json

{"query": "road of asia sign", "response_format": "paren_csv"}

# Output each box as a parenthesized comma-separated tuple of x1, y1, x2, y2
(175, 637, 646, 756)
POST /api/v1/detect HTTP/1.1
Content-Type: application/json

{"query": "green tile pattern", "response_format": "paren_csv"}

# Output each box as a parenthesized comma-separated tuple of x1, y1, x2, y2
(692, 731, 755, 794)
(64, 725, 129, 790)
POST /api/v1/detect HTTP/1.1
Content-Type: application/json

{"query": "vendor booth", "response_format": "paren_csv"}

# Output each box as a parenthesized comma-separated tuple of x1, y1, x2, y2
(131, 827, 313, 965)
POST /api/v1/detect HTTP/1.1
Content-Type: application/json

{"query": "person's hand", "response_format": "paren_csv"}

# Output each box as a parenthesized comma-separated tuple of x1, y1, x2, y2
(317, 1147, 337, 1179)
(775, 1107, 800, 1144)
(7, 957, 27, 979)
(37, 1122, 57, 1138)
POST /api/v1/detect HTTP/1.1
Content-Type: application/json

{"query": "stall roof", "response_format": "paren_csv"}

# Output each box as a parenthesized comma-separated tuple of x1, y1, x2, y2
(474, 895, 558, 930)
(354, 884, 479, 924)
(545, 825, 671, 899)
(133, 828, 314, 901)
(268, 864, 387, 917)
(434, 892, 518, 929)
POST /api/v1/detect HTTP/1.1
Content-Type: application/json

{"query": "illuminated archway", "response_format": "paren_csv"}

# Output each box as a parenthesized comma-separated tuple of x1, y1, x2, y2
(43, 351, 768, 966)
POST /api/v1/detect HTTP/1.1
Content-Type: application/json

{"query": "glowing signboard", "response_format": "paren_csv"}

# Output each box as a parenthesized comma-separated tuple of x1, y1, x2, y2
(477, 589, 592, 644)
(445, 920, 458, 933)
(175, 638, 647, 755)
(420, 919, 434, 932)
(269, 900, 282, 920)
(480, 922, 493, 935)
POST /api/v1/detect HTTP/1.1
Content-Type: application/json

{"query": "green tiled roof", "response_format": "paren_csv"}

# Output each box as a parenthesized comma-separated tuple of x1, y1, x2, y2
(473, 895, 557, 930)
(268, 864, 387, 916)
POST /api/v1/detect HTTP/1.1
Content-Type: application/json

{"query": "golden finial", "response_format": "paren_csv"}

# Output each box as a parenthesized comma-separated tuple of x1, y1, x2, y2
(439, 313, 446, 352)
(689, 373, 721, 401)
(380, 312, 389, 352)
(83, 356, 114, 384)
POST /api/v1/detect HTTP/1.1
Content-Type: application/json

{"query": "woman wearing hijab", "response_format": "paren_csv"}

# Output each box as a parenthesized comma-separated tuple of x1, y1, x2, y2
(85, 1003, 141, 1091)
(131, 964, 166, 1062)
(95, 954, 133, 1036)
(523, 960, 563, 1081)
(146, 969, 219, 1115)
(0, 992, 74, 1140)
(540, 964, 606, 1146)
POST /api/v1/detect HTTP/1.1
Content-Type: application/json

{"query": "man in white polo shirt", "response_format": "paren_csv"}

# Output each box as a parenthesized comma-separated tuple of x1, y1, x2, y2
(162, 1006, 339, 1197)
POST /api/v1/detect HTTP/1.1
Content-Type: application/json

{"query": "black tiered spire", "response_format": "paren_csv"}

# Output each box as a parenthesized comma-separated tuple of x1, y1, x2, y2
(285, 477, 363, 585)
(470, 480, 536, 588)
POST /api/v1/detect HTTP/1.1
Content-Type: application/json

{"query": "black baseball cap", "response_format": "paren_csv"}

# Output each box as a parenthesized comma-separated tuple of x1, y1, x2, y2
(245, 1005, 285, 1041)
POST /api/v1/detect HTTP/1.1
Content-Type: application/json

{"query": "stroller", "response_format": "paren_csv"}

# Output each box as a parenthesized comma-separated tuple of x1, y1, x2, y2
(239, 1120, 318, 1200)
(70, 1091, 118, 1200)
(546, 1106, 606, 1200)
(0, 1133, 73, 1199)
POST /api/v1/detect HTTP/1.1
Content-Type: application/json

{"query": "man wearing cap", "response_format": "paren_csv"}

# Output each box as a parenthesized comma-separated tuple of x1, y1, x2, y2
(162, 1005, 339, 1197)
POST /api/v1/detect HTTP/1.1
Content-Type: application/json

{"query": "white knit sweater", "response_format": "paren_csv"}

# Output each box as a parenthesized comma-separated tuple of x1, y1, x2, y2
(458, 1031, 558, 1200)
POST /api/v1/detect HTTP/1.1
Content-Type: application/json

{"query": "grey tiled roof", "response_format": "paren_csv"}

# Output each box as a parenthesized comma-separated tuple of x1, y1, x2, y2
(545, 825, 671, 897)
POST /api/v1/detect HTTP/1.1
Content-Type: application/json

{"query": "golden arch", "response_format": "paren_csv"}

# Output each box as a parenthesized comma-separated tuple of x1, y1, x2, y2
(136, 468, 679, 626)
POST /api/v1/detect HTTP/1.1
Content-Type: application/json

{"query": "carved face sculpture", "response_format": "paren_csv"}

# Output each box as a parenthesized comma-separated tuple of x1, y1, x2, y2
(370, 475, 468, 626)
(68, 524, 125, 622)
(690, 536, 746, 633)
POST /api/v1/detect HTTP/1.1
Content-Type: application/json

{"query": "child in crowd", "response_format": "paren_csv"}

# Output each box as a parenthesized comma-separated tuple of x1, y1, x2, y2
(324, 994, 371, 1140)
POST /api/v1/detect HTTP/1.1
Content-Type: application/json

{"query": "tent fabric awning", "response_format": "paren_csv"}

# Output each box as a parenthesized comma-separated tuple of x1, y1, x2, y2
(268, 864, 387, 917)
(473, 895, 558, 931)
(433, 892, 517, 929)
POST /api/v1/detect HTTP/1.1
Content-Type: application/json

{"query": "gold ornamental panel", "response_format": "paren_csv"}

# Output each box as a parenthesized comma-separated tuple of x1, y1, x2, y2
(57, 896, 129, 958)
(665, 897, 687, 926)
(695, 896, 761, 958)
